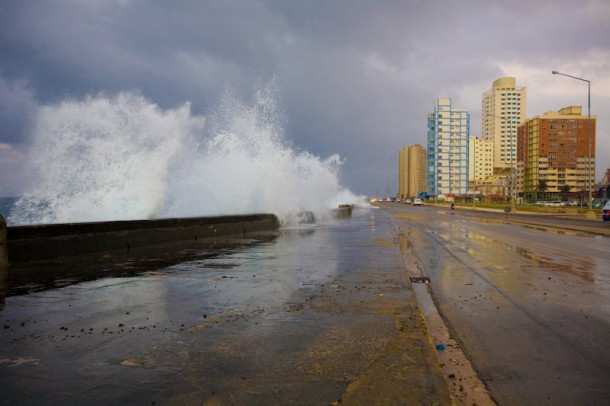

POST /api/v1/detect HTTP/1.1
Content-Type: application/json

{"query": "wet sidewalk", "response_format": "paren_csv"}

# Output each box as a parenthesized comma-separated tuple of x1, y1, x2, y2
(379, 201, 610, 237)
(0, 209, 453, 405)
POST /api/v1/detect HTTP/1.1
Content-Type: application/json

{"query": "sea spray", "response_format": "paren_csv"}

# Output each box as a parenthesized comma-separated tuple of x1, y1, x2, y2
(9, 85, 364, 226)
(10, 92, 199, 224)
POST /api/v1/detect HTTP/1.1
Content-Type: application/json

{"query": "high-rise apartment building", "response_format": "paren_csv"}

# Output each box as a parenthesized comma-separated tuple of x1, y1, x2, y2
(398, 144, 426, 199)
(518, 106, 596, 200)
(468, 136, 493, 182)
(427, 98, 470, 197)
(482, 77, 527, 171)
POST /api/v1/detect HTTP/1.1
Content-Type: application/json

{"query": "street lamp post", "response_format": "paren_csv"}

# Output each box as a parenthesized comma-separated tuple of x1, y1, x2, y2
(486, 113, 516, 209)
(551, 71, 593, 212)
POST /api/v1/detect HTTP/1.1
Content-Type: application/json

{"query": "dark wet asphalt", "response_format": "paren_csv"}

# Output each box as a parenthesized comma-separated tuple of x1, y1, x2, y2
(381, 203, 610, 405)
(0, 209, 451, 405)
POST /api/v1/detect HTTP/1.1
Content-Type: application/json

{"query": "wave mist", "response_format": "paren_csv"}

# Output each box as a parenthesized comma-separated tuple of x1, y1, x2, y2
(9, 84, 363, 226)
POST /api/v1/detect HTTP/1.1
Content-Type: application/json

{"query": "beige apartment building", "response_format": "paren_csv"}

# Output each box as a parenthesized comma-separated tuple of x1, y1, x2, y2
(482, 77, 527, 171)
(398, 144, 426, 199)
(468, 135, 494, 198)
(468, 135, 494, 182)
(518, 106, 596, 201)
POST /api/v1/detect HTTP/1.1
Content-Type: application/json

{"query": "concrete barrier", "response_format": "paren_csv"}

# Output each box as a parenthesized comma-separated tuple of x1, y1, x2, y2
(335, 204, 353, 218)
(7, 214, 280, 263)
(0, 215, 7, 268)
(0, 215, 5, 311)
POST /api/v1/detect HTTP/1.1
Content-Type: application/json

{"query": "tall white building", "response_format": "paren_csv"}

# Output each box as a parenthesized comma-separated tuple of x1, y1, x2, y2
(427, 98, 470, 197)
(482, 77, 527, 171)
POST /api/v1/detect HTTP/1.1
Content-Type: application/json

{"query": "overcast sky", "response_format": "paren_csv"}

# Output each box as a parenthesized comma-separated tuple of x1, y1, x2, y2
(1, 0, 609, 197)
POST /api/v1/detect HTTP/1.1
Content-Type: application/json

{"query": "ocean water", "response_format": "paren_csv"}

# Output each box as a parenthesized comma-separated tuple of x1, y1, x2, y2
(8, 83, 365, 226)
(0, 197, 17, 221)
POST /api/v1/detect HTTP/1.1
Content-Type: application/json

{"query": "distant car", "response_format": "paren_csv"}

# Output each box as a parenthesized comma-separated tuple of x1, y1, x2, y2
(405, 199, 412, 204)
(413, 198, 423, 206)
(536, 201, 558, 206)
(603, 200, 610, 222)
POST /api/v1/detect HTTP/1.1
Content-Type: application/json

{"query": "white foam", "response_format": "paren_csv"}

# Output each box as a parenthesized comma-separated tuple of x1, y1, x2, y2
(9, 84, 366, 226)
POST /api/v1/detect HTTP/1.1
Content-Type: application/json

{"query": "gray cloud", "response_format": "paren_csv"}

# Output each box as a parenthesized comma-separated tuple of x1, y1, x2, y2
(1, 0, 609, 197)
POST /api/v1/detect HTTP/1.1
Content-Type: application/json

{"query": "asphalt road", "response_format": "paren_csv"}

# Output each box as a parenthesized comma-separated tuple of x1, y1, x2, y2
(380, 202, 610, 405)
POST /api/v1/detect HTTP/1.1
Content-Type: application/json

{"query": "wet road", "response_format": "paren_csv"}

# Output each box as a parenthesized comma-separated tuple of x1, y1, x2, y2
(0, 209, 451, 405)
(382, 203, 610, 405)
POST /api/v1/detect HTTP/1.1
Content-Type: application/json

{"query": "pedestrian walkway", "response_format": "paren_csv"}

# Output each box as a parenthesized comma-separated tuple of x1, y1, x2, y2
(0, 208, 455, 405)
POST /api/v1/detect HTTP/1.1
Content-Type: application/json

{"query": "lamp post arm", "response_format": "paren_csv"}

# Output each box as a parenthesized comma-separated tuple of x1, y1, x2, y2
(552, 70, 593, 212)
(552, 71, 590, 85)
(571, 77, 594, 210)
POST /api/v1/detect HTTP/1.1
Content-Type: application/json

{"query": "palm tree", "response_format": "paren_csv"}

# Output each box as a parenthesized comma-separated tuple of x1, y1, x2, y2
(559, 184, 571, 201)
(537, 179, 548, 201)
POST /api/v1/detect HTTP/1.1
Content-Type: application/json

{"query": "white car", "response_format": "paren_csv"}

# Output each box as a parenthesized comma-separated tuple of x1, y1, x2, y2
(405, 199, 412, 204)
(413, 198, 423, 206)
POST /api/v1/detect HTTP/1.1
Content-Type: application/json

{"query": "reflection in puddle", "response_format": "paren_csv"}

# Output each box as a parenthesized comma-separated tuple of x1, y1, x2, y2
(373, 237, 394, 247)
(473, 217, 598, 238)
(516, 246, 594, 282)
(437, 222, 597, 284)
(198, 262, 241, 269)
(462, 230, 496, 244)
(398, 233, 411, 259)
(519, 224, 592, 237)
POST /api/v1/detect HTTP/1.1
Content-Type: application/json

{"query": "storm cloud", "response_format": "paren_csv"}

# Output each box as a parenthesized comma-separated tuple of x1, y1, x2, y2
(1, 0, 609, 196)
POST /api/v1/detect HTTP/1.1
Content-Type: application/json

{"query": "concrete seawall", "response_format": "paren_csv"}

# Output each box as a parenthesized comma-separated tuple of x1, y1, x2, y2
(6, 214, 280, 263)
(0, 215, 7, 268)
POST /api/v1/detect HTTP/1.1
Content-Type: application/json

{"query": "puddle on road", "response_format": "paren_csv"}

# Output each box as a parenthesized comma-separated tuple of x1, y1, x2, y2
(519, 223, 593, 237)
(0, 356, 40, 367)
(515, 246, 595, 282)
(393, 212, 419, 222)
(472, 217, 600, 238)
(442, 224, 598, 284)
(197, 262, 241, 269)
(372, 237, 394, 247)
(398, 234, 411, 260)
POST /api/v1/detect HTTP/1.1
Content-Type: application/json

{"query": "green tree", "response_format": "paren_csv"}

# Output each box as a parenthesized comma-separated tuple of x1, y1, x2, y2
(559, 184, 571, 201)
(537, 179, 548, 200)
